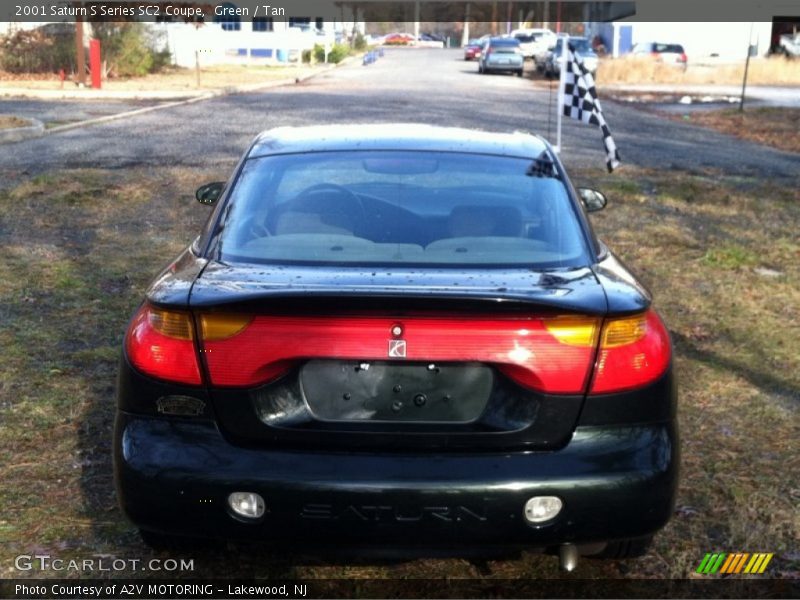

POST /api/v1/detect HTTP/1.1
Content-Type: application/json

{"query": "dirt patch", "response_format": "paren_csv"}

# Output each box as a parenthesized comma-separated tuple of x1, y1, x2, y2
(0, 166, 797, 580)
(0, 64, 327, 94)
(0, 114, 28, 129)
(666, 107, 800, 154)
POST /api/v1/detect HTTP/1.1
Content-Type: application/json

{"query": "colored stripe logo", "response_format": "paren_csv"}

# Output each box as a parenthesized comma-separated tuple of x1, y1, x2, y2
(696, 552, 773, 574)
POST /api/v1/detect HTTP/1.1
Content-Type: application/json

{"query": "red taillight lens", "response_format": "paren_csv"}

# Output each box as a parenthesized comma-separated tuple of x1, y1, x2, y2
(680, 53, 688, 63)
(589, 310, 671, 394)
(125, 304, 203, 386)
(199, 314, 601, 394)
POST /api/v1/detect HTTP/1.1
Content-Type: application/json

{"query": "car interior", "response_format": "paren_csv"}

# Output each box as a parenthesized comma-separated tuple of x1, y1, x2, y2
(226, 181, 582, 266)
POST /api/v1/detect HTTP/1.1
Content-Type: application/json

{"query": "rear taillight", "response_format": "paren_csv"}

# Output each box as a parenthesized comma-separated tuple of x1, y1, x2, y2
(589, 310, 671, 394)
(198, 314, 601, 394)
(193, 310, 669, 395)
(680, 53, 688, 63)
(125, 304, 203, 385)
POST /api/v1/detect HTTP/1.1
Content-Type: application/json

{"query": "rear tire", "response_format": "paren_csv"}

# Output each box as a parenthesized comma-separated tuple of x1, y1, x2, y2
(589, 536, 654, 559)
(516, 69, 524, 77)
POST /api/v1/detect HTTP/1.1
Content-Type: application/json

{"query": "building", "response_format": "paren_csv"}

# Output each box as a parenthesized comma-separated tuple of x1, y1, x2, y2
(588, 22, 775, 60)
(0, 0, 366, 68)
(153, 2, 365, 67)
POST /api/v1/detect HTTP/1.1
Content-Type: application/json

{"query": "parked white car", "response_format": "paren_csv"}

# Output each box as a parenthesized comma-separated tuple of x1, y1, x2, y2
(512, 28, 556, 61)
(776, 33, 800, 57)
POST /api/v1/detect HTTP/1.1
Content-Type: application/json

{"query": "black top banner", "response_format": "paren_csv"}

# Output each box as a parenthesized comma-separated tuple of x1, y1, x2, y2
(0, 0, 794, 23)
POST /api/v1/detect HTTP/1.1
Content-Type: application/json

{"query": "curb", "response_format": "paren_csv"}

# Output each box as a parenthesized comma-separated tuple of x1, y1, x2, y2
(0, 88, 206, 100)
(0, 117, 44, 143)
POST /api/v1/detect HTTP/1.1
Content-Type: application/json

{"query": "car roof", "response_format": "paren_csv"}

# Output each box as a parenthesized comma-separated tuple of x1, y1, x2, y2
(249, 124, 549, 158)
(489, 37, 520, 44)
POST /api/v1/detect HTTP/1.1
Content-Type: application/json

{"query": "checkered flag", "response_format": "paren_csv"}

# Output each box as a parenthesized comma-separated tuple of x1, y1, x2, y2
(562, 44, 620, 172)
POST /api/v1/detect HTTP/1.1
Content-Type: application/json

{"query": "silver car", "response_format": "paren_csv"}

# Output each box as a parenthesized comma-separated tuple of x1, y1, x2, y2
(479, 37, 525, 76)
(543, 37, 598, 77)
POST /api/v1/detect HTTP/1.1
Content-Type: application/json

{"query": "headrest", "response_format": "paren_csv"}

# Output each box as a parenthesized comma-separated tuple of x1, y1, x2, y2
(448, 205, 523, 238)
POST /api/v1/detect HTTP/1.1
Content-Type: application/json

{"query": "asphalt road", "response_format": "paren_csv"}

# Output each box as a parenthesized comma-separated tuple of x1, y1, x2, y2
(1, 48, 797, 179)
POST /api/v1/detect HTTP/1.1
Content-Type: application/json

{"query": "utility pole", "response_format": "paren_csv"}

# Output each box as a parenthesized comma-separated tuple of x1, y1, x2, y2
(491, 0, 497, 35)
(351, 3, 358, 45)
(556, 0, 562, 33)
(195, 51, 201, 87)
(74, 4, 86, 87)
(413, 0, 420, 40)
(461, 2, 471, 47)
(739, 22, 754, 112)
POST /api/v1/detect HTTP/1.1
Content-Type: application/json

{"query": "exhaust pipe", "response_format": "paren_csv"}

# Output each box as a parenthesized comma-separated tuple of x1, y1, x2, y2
(559, 544, 579, 572)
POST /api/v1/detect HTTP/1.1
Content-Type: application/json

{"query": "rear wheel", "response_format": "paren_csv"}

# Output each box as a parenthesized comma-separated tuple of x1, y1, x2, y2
(516, 69, 524, 77)
(589, 536, 654, 559)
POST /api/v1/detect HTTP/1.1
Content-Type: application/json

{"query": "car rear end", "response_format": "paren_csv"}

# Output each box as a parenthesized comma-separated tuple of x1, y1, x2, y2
(514, 33, 539, 59)
(653, 43, 688, 68)
(464, 41, 481, 60)
(117, 298, 677, 550)
(115, 128, 678, 559)
(481, 38, 524, 74)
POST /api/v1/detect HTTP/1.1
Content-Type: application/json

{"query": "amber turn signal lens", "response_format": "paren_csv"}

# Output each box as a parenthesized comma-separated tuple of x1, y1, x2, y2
(544, 316, 600, 347)
(200, 314, 253, 341)
(148, 309, 194, 340)
(601, 313, 647, 348)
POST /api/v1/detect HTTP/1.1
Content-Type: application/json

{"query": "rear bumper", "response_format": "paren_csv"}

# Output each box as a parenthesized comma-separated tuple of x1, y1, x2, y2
(114, 414, 679, 547)
(483, 59, 524, 71)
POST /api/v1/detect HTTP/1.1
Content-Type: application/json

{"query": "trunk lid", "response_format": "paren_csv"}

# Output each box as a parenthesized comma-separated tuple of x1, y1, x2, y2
(190, 262, 607, 452)
(190, 261, 608, 313)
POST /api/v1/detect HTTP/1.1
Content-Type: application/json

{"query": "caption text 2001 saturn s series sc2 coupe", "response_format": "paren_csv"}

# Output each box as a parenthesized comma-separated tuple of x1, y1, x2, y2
(114, 124, 678, 570)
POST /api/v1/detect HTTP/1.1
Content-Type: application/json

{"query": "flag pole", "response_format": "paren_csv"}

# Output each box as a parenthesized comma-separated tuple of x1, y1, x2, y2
(555, 33, 568, 153)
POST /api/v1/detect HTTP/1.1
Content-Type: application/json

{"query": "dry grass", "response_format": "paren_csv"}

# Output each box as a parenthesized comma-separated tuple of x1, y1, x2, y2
(0, 166, 797, 582)
(597, 56, 800, 86)
(670, 107, 800, 154)
(0, 63, 326, 93)
(0, 114, 28, 129)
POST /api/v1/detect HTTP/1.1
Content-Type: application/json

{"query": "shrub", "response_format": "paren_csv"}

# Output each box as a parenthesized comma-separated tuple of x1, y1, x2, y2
(353, 32, 367, 51)
(0, 26, 74, 73)
(313, 43, 350, 64)
(91, 22, 167, 77)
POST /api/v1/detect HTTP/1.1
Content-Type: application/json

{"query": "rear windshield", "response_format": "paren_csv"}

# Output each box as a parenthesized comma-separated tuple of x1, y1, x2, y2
(491, 39, 520, 47)
(654, 43, 684, 53)
(217, 151, 589, 268)
(562, 38, 590, 52)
